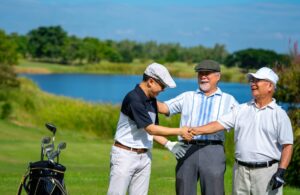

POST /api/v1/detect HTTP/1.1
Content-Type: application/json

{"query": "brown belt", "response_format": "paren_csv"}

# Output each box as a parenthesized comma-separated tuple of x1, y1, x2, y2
(114, 141, 148, 154)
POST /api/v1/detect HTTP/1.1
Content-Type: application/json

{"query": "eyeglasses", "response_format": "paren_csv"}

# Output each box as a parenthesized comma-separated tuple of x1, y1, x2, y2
(151, 77, 166, 90)
(249, 78, 269, 83)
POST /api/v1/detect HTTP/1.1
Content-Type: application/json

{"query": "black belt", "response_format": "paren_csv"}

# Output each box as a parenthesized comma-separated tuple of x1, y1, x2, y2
(235, 159, 279, 168)
(182, 140, 223, 146)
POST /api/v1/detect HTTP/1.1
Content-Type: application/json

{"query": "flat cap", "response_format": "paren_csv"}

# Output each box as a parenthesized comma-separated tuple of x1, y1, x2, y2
(194, 60, 220, 72)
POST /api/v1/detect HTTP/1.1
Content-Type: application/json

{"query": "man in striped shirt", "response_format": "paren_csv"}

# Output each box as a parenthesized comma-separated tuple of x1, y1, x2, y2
(158, 60, 238, 195)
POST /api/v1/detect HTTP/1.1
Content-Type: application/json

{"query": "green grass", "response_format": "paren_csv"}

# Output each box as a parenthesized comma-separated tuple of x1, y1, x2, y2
(14, 59, 247, 82)
(1, 120, 299, 195)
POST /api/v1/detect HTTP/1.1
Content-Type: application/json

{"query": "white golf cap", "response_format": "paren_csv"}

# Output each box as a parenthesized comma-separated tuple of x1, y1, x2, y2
(247, 67, 279, 85)
(144, 62, 176, 88)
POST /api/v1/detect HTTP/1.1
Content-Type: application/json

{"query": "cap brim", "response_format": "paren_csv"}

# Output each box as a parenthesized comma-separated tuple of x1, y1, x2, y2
(246, 73, 266, 80)
(161, 79, 176, 88)
(195, 68, 219, 72)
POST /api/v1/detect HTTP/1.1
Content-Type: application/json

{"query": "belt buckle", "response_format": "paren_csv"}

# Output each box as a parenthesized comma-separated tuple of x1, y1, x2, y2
(136, 149, 146, 154)
(136, 149, 142, 154)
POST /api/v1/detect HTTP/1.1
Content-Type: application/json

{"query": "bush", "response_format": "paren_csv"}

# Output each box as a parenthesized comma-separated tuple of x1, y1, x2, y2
(0, 102, 12, 119)
(0, 65, 20, 88)
(285, 108, 300, 187)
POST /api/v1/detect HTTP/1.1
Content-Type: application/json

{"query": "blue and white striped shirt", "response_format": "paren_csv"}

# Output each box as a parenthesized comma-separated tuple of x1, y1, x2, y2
(165, 88, 238, 141)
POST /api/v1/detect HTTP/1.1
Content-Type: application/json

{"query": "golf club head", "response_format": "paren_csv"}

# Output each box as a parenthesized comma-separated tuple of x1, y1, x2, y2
(41, 136, 51, 145)
(44, 143, 54, 159)
(49, 150, 59, 163)
(41, 136, 51, 161)
(45, 123, 57, 135)
(58, 142, 67, 151)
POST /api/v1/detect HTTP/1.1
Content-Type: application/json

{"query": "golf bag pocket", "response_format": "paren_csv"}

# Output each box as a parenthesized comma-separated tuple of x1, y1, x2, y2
(18, 161, 67, 195)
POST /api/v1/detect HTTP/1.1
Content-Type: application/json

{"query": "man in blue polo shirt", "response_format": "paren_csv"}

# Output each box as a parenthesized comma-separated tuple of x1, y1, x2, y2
(107, 62, 192, 195)
(158, 60, 238, 195)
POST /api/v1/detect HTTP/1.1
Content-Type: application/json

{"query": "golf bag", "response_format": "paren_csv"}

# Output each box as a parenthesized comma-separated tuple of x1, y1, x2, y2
(17, 160, 67, 195)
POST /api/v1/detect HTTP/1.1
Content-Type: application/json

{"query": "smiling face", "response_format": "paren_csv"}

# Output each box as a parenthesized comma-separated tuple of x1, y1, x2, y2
(249, 77, 274, 99)
(197, 71, 220, 95)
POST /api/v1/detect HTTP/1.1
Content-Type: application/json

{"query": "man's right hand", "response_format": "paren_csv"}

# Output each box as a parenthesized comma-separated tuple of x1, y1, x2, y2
(181, 126, 194, 141)
(164, 141, 189, 159)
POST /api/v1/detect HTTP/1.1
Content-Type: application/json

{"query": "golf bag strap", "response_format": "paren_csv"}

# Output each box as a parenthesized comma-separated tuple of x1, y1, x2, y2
(16, 172, 29, 195)
(38, 177, 68, 195)
(53, 178, 67, 195)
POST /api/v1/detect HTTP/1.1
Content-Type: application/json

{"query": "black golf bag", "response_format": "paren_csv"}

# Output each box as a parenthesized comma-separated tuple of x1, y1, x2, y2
(17, 160, 67, 195)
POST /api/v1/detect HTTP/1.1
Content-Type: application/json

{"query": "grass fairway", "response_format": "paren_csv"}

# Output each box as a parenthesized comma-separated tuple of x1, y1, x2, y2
(1, 120, 299, 195)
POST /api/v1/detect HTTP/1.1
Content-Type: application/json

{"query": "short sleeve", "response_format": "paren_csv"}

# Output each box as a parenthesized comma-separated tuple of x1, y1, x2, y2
(218, 106, 238, 130)
(277, 110, 294, 145)
(165, 92, 186, 115)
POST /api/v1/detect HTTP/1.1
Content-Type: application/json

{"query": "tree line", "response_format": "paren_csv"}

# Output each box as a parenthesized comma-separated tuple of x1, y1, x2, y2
(1, 26, 291, 69)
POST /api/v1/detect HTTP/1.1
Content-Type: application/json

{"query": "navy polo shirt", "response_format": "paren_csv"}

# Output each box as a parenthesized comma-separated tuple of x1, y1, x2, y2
(114, 85, 159, 148)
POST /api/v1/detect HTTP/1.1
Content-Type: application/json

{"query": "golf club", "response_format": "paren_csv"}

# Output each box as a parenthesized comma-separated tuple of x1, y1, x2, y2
(44, 143, 54, 161)
(40, 136, 51, 161)
(49, 142, 67, 163)
(45, 123, 56, 144)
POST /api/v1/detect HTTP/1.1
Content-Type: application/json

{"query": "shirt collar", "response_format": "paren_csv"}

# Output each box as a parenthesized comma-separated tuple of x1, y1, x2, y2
(250, 98, 276, 109)
(196, 87, 223, 96)
(134, 84, 154, 102)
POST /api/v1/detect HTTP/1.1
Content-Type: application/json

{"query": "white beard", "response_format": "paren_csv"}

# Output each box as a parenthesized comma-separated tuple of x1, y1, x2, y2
(199, 82, 211, 92)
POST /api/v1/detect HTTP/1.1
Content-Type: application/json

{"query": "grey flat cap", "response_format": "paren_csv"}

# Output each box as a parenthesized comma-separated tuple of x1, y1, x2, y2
(194, 60, 220, 72)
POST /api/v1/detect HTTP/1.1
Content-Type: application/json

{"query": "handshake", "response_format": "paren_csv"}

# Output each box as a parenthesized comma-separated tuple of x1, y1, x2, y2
(180, 126, 196, 141)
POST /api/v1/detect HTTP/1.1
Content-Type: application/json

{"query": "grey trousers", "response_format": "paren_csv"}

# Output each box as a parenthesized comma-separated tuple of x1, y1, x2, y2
(176, 144, 225, 195)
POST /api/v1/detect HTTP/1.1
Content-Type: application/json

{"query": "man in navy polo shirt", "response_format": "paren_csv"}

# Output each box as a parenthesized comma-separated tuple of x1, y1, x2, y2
(107, 62, 192, 195)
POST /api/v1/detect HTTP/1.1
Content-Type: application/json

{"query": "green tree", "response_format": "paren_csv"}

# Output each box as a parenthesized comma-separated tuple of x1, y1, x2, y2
(82, 37, 105, 64)
(0, 30, 20, 119)
(116, 40, 135, 63)
(225, 48, 290, 70)
(9, 33, 28, 58)
(61, 36, 86, 65)
(0, 29, 18, 65)
(27, 26, 67, 61)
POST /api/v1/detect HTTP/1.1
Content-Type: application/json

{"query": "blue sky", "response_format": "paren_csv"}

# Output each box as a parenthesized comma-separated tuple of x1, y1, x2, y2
(1, 0, 300, 53)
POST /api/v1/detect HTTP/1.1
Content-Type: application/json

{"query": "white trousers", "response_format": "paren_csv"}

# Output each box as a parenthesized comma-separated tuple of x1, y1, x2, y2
(233, 162, 282, 195)
(107, 146, 152, 195)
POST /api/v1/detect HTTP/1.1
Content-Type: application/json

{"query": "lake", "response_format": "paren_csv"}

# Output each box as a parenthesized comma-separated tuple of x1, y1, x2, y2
(19, 74, 252, 104)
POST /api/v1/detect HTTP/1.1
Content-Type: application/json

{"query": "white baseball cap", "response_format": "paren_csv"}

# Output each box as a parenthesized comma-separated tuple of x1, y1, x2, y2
(144, 62, 176, 88)
(247, 67, 279, 85)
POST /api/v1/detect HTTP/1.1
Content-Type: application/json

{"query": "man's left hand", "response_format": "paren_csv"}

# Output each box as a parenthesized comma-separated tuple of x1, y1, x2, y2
(269, 168, 286, 190)
(164, 141, 189, 159)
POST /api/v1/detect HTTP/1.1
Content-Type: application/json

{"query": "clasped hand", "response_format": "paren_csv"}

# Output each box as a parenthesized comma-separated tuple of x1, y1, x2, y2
(181, 126, 196, 141)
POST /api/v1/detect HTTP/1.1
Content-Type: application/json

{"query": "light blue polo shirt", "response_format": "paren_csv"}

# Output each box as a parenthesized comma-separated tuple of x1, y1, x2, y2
(165, 88, 238, 141)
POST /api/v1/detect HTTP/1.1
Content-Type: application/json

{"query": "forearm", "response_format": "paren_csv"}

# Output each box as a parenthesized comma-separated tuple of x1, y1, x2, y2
(153, 136, 169, 145)
(192, 121, 225, 135)
(145, 124, 182, 136)
(279, 144, 293, 169)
